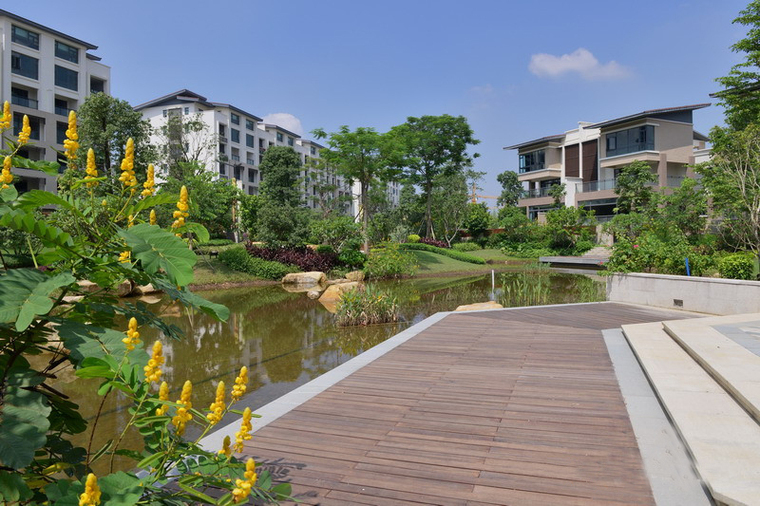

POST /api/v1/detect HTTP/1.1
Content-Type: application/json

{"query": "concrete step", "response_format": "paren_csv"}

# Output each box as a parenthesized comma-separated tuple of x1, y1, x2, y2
(622, 321, 760, 506)
(663, 313, 760, 425)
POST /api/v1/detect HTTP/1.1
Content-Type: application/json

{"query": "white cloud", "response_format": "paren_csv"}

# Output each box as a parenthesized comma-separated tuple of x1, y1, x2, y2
(528, 48, 631, 81)
(469, 84, 494, 95)
(261, 113, 304, 136)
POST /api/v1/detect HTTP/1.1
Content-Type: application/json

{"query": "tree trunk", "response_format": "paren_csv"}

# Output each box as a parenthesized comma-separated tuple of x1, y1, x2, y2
(425, 182, 434, 239)
(361, 180, 370, 253)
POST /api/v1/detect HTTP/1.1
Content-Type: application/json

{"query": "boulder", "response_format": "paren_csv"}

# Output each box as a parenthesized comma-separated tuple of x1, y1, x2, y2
(282, 284, 319, 293)
(454, 301, 503, 312)
(281, 271, 327, 286)
(133, 284, 160, 296)
(327, 278, 352, 286)
(62, 295, 84, 304)
(77, 280, 99, 294)
(345, 270, 365, 282)
(115, 279, 134, 297)
(318, 282, 360, 304)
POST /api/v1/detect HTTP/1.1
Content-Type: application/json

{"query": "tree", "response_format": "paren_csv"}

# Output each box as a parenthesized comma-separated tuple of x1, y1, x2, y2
(395, 183, 425, 236)
(155, 112, 216, 180)
(76, 92, 156, 183)
(464, 202, 491, 245)
(714, 1, 760, 130)
(430, 172, 470, 246)
(697, 124, 760, 255)
(389, 115, 480, 238)
(660, 178, 707, 238)
(614, 160, 657, 213)
(313, 126, 400, 252)
(259, 146, 303, 206)
(548, 182, 566, 207)
(545, 206, 596, 251)
(496, 170, 524, 207)
(304, 156, 352, 218)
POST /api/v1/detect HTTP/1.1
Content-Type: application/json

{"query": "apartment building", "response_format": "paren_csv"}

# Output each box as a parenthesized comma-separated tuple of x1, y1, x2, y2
(505, 104, 710, 219)
(135, 89, 356, 215)
(0, 9, 110, 193)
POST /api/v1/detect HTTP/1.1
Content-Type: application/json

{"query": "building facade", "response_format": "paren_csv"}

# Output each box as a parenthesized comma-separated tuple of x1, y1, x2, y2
(505, 104, 710, 220)
(0, 9, 110, 192)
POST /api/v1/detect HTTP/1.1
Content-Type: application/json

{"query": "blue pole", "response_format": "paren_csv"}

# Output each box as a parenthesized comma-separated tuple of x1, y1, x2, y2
(685, 257, 691, 276)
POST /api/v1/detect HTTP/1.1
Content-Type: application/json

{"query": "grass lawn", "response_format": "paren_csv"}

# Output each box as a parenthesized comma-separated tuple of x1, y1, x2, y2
(191, 255, 268, 287)
(411, 250, 519, 275)
(468, 248, 528, 262)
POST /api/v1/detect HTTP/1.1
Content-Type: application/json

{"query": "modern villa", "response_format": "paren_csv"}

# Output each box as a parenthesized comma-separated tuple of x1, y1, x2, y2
(505, 104, 711, 219)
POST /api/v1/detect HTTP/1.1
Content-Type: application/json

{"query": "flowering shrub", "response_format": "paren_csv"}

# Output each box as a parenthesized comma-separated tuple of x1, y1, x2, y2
(419, 237, 449, 248)
(364, 242, 418, 279)
(219, 246, 295, 280)
(246, 244, 338, 272)
(336, 286, 399, 326)
(0, 104, 289, 504)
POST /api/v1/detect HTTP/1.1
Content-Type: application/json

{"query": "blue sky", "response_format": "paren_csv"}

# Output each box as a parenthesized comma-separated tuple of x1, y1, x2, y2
(14, 0, 750, 199)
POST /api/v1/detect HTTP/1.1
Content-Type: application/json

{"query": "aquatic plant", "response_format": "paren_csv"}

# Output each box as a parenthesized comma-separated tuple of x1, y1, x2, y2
(336, 286, 400, 326)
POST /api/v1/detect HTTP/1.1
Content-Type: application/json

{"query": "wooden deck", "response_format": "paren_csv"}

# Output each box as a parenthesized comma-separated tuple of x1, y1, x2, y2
(243, 303, 693, 505)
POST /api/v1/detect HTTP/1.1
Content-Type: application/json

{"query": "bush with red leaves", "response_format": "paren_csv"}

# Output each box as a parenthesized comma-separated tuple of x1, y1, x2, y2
(419, 237, 450, 249)
(246, 244, 339, 272)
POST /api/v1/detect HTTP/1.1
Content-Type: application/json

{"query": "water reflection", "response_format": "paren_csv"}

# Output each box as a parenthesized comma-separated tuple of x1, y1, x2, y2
(62, 270, 604, 471)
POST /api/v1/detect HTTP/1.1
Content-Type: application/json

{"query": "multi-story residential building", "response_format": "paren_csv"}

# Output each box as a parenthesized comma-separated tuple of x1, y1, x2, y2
(135, 89, 356, 215)
(0, 9, 110, 192)
(505, 104, 710, 220)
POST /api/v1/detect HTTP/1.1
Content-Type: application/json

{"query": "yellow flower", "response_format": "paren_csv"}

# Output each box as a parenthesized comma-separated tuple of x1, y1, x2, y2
(64, 111, 79, 162)
(218, 435, 232, 458)
(233, 407, 253, 453)
(149, 209, 157, 225)
(127, 214, 135, 228)
(143, 341, 164, 383)
(78, 473, 101, 506)
(101, 199, 107, 206)
(0, 101, 11, 130)
(122, 317, 141, 351)
(85, 148, 98, 188)
(118, 250, 131, 264)
(232, 458, 257, 503)
(142, 164, 155, 197)
(171, 186, 189, 230)
(118, 138, 137, 190)
(17, 115, 31, 145)
(156, 381, 170, 416)
(1, 156, 12, 189)
(231, 366, 248, 401)
(171, 380, 193, 436)
(207, 381, 226, 425)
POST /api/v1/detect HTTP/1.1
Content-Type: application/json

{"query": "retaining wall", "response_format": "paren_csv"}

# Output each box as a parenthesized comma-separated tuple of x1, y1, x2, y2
(607, 273, 760, 315)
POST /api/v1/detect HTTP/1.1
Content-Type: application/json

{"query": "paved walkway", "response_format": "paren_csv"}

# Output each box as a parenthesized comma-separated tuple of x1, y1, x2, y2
(242, 303, 695, 505)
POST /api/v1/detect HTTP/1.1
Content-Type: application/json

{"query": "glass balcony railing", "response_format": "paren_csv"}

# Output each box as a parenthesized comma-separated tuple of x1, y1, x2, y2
(55, 106, 73, 116)
(12, 95, 38, 109)
(577, 179, 617, 193)
(230, 154, 241, 162)
(246, 158, 256, 165)
(518, 164, 546, 174)
(523, 187, 553, 198)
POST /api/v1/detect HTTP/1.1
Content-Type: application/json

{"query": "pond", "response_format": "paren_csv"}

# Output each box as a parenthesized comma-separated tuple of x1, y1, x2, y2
(61, 268, 605, 472)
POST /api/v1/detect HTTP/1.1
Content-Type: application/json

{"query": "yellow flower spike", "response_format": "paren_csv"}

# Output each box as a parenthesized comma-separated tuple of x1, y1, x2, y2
(1, 156, 13, 189)
(207, 381, 226, 425)
(118, 250, 131, 264)
(171, 380, 193, 436)
(17, 115, 30, 145)
(78, 473, 101, 506)
(231, 366, 248, 402)
(85, 148, 98, 188)
(127, 214, 134, 228)
(142, 164, 155, 198)
(64, 111, 79, 162)
(218, 435, 232, 457)
(119, 138, 137, 189)
(232, 458, 257, 503)
(156, 381, 170, 416)
(0, 101, 11, 130)
(233, 407, 253, 453)
(143, 341, 164, 383)
(171, 185, 190, 230)
(122, 317, 141, 351)
(149, 209, 157, 225)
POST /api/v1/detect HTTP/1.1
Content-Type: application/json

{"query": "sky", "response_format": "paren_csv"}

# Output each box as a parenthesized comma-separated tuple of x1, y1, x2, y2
(11, 0, 751, 201)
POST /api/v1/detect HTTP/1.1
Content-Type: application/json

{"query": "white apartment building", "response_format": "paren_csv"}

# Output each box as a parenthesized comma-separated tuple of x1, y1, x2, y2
(135, 89, 357, 215)
(0, 9, 110, 192)
(504, 104, 710, 220)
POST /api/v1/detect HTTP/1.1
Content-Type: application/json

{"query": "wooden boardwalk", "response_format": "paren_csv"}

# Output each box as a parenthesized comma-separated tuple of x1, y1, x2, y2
(243, 303, 693, 505)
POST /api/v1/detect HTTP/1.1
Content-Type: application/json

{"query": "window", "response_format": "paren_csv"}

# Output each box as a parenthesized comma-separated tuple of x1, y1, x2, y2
(11, 52, 38, 80)
(248, 186, 256, 195)
(310, 146, 316, 155)
(56, 122, 68, 144)
(231, 129, 240, 143)
(518, 149, 545, 173)
(55, 98, 72, 116)
(219, 162, 226, 175)
(219, 124, 226, 137)
(246, 134, 254, 148)
(605, 125, 655, 157)
(12, 26, 39, 50)
(55, 65, 78, 91)
(162, 109, 168, 118)
(287, 137, 294, 146)
(248, 169, 256, 183)
(90, 77, 105, 94)
(246, 119, 255, 130)
(14, 113, 42, 141)
(219, 144, 226, 154)
(231, 113, 240, 125)
(11, 87, 37, 109)
(55, 41, 79, 63)
(276, 132, 283, 142)
(184, 107, 190, 115)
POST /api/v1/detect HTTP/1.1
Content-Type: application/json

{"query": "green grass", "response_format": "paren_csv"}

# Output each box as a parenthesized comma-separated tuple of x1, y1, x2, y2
(468, 248, 517, 262)
(411, 250, 512, 275)
(191, 256, 268, 286)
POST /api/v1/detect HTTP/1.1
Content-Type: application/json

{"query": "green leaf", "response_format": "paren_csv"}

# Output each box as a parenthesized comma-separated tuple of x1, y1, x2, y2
(54, 319, 149, 371)
(45, 479, 81, 505)
(12, 156, 60, 176)
(177, 482, 215, 503)
(128, 192, 178, 215)
(119, 224, 197, 287)
(0, 185, 18, 203)
(0, 471, 33, 502)
(183, 222, 210, 244)
(271, 482, 293, 499)
(0, 208, 74, 249)
(136, 451, 164, 470)
(0, 374, 51, 469)
(16, 190, 82, 217)
(153, 278, 230, 322)
(75, 365, 113, 379)
(98, 472, 144, 506)
(0, 269, 75, 331)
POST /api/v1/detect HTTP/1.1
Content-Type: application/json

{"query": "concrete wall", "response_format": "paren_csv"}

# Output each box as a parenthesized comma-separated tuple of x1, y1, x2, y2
(607, 273, 760, 315)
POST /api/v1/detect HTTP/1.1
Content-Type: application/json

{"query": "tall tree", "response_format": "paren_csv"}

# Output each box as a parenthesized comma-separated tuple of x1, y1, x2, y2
(430, 172, 470, 246)
(303, 156, 352, 218)
(259, 146, 303, 206)
(496, 170, 523, 207)
(714, 1, 760, 130)
(389, 115, 480, 238)
(313, 126, 400, 252)
(614, 160, 657, 214)
(155, 112, 216, 180)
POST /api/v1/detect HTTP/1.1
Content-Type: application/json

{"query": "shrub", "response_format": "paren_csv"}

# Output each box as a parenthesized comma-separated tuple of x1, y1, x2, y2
(316, 244, 336, 255)
(606, 230, 716, 276)
(365, 242, 418, 279)
(407, 234, 421, 243)
(199, 238, 234, 247)
(419, 237, 449, 248)
(500, 243, 554, 258)
(336, 286, 399, 326)
(718, 252, 755, 280)
(219, 246, 295, 280)
(453, 241, 481, 252)
(310, 215, 361, 251)
(246, 244, 338, 272)
(338, 248, 367, 268)
(400, 242, 486, 264)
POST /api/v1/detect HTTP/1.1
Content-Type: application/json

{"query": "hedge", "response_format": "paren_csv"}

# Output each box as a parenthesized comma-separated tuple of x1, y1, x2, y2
(399, 243, 486, 264)
(218, 246, 295, 280)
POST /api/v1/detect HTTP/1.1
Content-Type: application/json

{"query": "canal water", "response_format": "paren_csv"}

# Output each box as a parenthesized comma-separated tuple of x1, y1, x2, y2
(62, 269, 605, 471)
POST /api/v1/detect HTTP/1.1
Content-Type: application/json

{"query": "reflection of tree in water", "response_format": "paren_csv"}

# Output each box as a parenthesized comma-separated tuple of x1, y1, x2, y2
(334, 324, 402, 356)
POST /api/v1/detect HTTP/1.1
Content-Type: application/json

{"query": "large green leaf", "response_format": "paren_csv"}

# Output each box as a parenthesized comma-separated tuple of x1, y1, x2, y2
(16, 190, 82, 217)
(182, 222, 210, 244)
(154, 278, 230, 322)
(119, 224, 196, 287)
(0, 185, 18, 203)
(0, 208, 74, 250)
(0, 471, 33, 503)
(11, 156, 60, 176)
(0, 269, 75, 331)
(99, 471, 145, 505)
(127, 193, 178, 216)
(54, 319, 149, 371)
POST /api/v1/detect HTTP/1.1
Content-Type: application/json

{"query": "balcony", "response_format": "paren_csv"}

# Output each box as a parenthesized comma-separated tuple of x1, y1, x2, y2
(577, 179, 617, 193)
(218, 134, 228, 143)
(246, 158, 256, 165)
(524, 187, 554, 198)
(230, 154, 241, 162)
(55, 106, 73, 116)
(12, 95, 38, 109)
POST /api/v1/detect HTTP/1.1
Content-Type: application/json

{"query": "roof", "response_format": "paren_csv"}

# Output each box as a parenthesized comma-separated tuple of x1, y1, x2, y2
(210, 103, 263, 122)
(133, 89, 214, 111)
(264, 124, 302, 139)
(693, 130, 710, 142)
(300, 139, 325, 149)
(588, 103, 711, 129)
(0, 9, 97, 49)
(503, 134, 565, 151)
